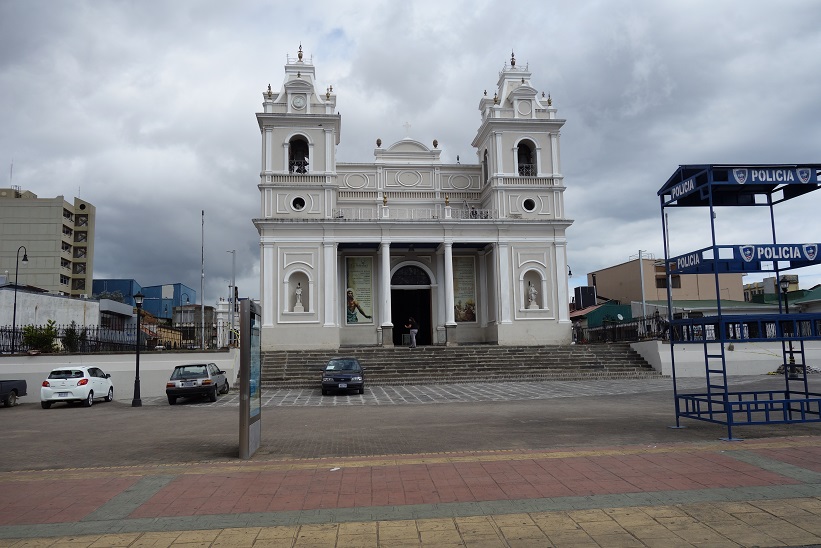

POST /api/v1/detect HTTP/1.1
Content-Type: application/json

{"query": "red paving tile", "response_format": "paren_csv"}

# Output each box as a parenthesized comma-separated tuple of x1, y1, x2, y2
(6, 441, 817, 527)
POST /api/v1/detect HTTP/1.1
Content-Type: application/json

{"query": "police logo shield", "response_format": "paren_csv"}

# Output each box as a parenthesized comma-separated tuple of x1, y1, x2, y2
(733, 169, 748, 184)
(797, 168, 811, 184)
(739, 245, 755, 262)
(804, 244, 818, 261)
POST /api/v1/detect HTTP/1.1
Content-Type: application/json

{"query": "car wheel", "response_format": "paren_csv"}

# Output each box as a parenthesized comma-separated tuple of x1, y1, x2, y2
(41, 401, 51, 409)
(83, 391, 94, 407)
(359, 387, 364, 395)
(105, 387, 114, 402)
(209, 387, 217, 402)
(167, 395, 176, 405)
(321, 389, 328, 396)
(221, 380, 229, 394)
(4, 391, 17, 407)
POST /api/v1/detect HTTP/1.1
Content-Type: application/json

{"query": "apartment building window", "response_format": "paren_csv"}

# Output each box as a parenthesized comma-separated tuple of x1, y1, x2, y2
(60, 275, 70, 285)
(63, 209, 74, 221)
(62, 242, 72, 253)
(74, 232, 87, 242)
(73, 263, 86, 274)
(76, 215, 88, 227)
(61, 258, 71, 270)
(62, 226, 73, 237)
(74, 248, 86, 259)
(73, 279, 86, 290)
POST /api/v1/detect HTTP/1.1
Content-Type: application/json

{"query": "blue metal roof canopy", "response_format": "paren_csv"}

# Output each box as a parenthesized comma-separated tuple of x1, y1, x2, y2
(658, 163, 821, 440)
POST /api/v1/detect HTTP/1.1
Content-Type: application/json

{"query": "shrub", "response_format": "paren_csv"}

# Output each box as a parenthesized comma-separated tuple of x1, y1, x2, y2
(22, 320, 59, 353)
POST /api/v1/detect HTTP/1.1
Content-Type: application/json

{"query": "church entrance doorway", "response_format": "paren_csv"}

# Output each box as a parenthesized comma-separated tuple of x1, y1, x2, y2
(391, 288, 431, 347)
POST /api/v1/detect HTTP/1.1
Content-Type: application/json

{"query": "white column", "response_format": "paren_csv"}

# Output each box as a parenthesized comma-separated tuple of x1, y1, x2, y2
(282, 143, 289, 173)
(436, 250, 446, 329)
(497, 243, 512, 323)
(308, 142, 315, 173)
(555, 243, 569, 322)
(323, 242, 336, 327)
(494, 132, 504, 175)
(550, 132, 561, 177)
(262, 242, 275, 326)
(264, 128, 273, 173)
(444, 242, 456, 326)
(380, 242, 393, 326)
(325, 129, 334, 174)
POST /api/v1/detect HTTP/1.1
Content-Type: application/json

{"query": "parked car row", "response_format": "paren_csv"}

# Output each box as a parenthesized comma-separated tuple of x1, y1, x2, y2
(3, 357, 367, 408)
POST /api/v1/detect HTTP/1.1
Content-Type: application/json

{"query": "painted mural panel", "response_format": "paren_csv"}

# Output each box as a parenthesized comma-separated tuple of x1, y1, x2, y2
(453, 256, 476, 322)
(345, 257, 374, 324)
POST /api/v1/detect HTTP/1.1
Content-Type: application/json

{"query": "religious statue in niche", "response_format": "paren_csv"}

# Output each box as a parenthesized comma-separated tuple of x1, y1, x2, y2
(527, 281, 539, 309)
(293, 282, 304, 313)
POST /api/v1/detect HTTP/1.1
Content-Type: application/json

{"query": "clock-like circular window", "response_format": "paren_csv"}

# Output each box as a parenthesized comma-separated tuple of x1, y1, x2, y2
(523, 198, 536, 212)
(292, 197, 306, 211)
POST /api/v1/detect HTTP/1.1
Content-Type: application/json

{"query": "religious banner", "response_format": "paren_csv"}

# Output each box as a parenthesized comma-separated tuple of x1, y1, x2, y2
(453, 256, 476, 322)
(345, 257, 374, 324)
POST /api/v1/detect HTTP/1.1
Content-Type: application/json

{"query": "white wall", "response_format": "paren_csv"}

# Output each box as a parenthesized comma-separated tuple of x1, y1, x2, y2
(0, 349, 239, 402)
(0, 289, 100, 326)
(632, 340, 819, 377)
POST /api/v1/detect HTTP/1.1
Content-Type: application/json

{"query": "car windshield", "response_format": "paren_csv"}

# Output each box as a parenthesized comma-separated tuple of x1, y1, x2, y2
(48, 370, 84, 379)
(325, 360, 360, 371)
(171, 365, 208, 379)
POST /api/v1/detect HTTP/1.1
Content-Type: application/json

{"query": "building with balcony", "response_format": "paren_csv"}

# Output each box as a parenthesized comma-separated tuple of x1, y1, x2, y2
(253, 49, 572, 350)
(0, 187, 95, 297)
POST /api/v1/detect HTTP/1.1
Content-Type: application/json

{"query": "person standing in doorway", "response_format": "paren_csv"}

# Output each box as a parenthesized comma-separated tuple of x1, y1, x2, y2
(405, 316, 419, 348)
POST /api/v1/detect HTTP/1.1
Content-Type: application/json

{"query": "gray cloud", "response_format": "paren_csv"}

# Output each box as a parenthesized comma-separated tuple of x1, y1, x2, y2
(3, 0, 821, 302)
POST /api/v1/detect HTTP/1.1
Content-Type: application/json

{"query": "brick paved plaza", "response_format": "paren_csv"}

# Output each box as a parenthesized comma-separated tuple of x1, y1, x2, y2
(0, 376, 819, 546)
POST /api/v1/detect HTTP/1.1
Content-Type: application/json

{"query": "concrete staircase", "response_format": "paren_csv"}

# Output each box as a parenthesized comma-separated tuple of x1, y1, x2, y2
(260, 343, 662, 389)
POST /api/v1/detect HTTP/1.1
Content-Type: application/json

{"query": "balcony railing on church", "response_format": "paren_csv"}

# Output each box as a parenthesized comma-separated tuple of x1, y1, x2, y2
(518, 164, 536, 176)
(331, 207, 497, 221)
(288, 160, 309, 174)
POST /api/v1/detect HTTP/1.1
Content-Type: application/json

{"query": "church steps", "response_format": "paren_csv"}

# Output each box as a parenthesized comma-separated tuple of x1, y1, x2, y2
(259, 343, 662, 388)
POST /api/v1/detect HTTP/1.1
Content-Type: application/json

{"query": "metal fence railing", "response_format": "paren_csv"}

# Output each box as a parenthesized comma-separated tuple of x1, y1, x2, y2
(0, 324, 213, 354)
(577, 315, 668, 344)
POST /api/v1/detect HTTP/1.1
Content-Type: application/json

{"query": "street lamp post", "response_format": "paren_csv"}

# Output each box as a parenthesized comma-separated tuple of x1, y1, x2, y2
(779, 277, 799, 379)
(132, 292, 144, 407)
(11, 246, 28, 355)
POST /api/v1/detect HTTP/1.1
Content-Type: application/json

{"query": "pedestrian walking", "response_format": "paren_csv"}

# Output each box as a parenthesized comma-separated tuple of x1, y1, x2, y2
(404, 316, 419, 348)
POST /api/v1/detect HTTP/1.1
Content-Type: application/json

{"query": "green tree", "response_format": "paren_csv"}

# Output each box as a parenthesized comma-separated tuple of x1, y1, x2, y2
(22, 320, 59, 353)
(63, 321, 80, 353)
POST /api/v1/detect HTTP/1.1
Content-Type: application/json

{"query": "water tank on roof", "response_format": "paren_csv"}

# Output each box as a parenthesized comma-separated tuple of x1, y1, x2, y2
(575, 286, 597, 309)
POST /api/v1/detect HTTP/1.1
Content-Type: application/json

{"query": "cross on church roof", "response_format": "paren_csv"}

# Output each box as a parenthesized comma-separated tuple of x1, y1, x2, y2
(403, 121, 411, 137)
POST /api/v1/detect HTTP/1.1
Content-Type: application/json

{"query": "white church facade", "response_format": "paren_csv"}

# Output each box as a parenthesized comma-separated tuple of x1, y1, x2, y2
(254, 48, 573, 350)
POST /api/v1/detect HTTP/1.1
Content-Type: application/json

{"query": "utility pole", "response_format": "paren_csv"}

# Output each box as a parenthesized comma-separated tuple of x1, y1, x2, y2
(638, 250, 647, 320)
(227, 249, 235, 347)
(201, 210, 205, 350)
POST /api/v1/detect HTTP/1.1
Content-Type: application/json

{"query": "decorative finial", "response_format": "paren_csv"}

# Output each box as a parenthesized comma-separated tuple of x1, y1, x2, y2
(326, 87, 330, 99)
(484, 89, 487, 96)
(493, 92, 499, 105)
(433, 139, 438, 149)
(330, 85, 333, 92)
(298, 44, 303, 61)
(445, 195, 450, 206)
(521, 77, 525, 84)
(510, 50, 516, 67)
(376, 138, 382, 147)
(542, 91, 545, 97)
(267, 84, 272, 98)
(297, 71, 301, 78)
(383, 194, 388, 206)
(456, 155, 460, 164)
(547, 93, 552, 106)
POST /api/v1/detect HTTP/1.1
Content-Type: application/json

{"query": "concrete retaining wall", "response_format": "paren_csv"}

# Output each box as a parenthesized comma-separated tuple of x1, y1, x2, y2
(631, 340, 821, 377)
(0, 350, 239, 402)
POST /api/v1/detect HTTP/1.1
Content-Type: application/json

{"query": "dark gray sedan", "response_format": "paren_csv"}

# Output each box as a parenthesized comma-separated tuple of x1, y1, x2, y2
(166, 363, 229, 405)
(321, 357, 365, 395)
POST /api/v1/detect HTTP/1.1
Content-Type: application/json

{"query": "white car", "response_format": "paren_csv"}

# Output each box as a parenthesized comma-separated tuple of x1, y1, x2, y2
(41, 365, 114, 409)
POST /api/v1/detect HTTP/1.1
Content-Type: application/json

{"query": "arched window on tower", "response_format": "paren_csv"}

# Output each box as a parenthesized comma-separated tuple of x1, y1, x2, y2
(288, 137, 309, 174)
(517, 140, 535, 176)
(482, 150, 489, 184)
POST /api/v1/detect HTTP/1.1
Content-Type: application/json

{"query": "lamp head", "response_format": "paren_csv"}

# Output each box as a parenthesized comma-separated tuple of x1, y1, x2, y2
(134, 292, 144, 306)
(779, 277, 790, 293)
(21, 253, 28, 264)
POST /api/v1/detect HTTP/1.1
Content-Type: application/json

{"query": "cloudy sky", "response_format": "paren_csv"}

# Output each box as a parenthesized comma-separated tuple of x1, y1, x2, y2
(2, 0, 821, 303)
